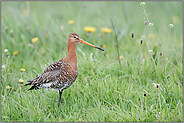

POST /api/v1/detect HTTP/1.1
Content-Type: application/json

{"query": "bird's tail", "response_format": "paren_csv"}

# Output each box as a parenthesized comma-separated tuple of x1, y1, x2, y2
(27, 85, 39, 90)
(24, 80, 39, 90)
(24, 81, 33, 86)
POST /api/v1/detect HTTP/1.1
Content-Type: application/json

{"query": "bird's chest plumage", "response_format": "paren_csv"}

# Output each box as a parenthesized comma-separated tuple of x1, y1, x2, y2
(59, 66, 78, 89)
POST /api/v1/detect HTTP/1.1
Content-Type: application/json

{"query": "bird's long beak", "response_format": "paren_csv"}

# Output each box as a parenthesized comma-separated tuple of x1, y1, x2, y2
(79, 39, 104, 51)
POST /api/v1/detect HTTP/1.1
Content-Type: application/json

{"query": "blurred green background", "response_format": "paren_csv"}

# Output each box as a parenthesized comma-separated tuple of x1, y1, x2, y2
(1, 1, 183, 122)
(1, 1, 182, 60)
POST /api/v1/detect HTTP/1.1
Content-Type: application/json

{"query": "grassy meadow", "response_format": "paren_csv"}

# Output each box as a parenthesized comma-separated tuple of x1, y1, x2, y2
(1, 1, 183, 122)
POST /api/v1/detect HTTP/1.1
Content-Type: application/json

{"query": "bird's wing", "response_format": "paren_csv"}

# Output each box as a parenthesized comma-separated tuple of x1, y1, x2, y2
(29, 59, 71, 85)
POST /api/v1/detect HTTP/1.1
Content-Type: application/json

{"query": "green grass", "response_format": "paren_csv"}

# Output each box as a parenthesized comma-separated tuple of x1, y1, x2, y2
(1, 1, 183, 122)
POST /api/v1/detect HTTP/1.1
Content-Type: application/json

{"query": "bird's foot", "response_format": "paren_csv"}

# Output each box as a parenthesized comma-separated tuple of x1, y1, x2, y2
(58, 99, 64, 107)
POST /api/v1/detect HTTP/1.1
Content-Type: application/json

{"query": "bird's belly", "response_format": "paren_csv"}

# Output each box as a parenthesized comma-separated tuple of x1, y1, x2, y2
(60, 80, 74, 87)
(41, 79, 75, 91)
(41, 82, 58, 91)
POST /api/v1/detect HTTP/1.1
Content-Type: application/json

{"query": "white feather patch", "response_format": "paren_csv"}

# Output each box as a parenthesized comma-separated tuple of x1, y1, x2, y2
(42, 82, 52, 88)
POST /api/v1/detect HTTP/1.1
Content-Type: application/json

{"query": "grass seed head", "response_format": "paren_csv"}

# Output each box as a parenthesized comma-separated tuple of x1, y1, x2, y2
(145, 21, 147, 25)
(132, 33, 134, 38)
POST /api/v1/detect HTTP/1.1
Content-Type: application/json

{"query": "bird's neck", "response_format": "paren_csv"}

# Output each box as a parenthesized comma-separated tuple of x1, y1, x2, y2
(65, 42, 78, 69)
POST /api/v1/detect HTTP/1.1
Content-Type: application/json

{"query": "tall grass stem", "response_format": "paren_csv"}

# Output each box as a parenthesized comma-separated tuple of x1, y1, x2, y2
(110, 16, 121, 68)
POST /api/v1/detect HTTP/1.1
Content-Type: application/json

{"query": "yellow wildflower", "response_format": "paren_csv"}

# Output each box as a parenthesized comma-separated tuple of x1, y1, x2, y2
(19, 79, 24, 84)
(6, 86, 10, 90)
(119, 56, 124, 59)
(68, 20, 74, 25)
(41, 48, 44, 52)
(101, 28, 112, 34)
(172, 16, 180, 24)
(41, 48, 45, 54)
(148, 33, 156, 39)
(20, 68, 26, 72)
(102, 44, 106, 48)
(23, 9, 30, 17)
(13, 51, 19, 55)
(84, 27, 96, 33)
(32, 37, 38, 44)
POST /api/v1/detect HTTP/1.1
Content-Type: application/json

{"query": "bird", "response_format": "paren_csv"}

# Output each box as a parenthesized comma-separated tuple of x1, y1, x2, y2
(25, 32, 104, 107)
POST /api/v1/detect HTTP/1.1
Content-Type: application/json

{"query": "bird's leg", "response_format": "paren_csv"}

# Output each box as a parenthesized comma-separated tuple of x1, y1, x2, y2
(58, 90, 64, 107)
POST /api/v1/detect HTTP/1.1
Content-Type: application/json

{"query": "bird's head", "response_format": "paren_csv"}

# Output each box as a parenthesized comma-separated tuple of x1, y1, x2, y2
(68, 33, 104, 51)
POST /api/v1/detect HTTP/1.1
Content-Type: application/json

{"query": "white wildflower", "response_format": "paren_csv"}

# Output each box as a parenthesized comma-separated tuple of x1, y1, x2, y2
(169, 24, 174, 28)
(149, 23, 153, 26)
(2, 65, 6, 69)
(143, 59, 145, 62)
(5, 27, 8, 30)
(140, 2, 145, 5)
(149, 50, 153, 52)
(60, 26, 64, 31)
(10, 29, 13, 33)
(4, 49, 8, 53)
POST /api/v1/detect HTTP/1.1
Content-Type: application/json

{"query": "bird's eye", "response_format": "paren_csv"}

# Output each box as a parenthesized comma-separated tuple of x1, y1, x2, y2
(74, 36, 78, 38)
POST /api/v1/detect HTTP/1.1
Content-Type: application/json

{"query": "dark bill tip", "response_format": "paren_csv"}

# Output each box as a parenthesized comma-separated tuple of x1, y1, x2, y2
(95, 46, 105, 51)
